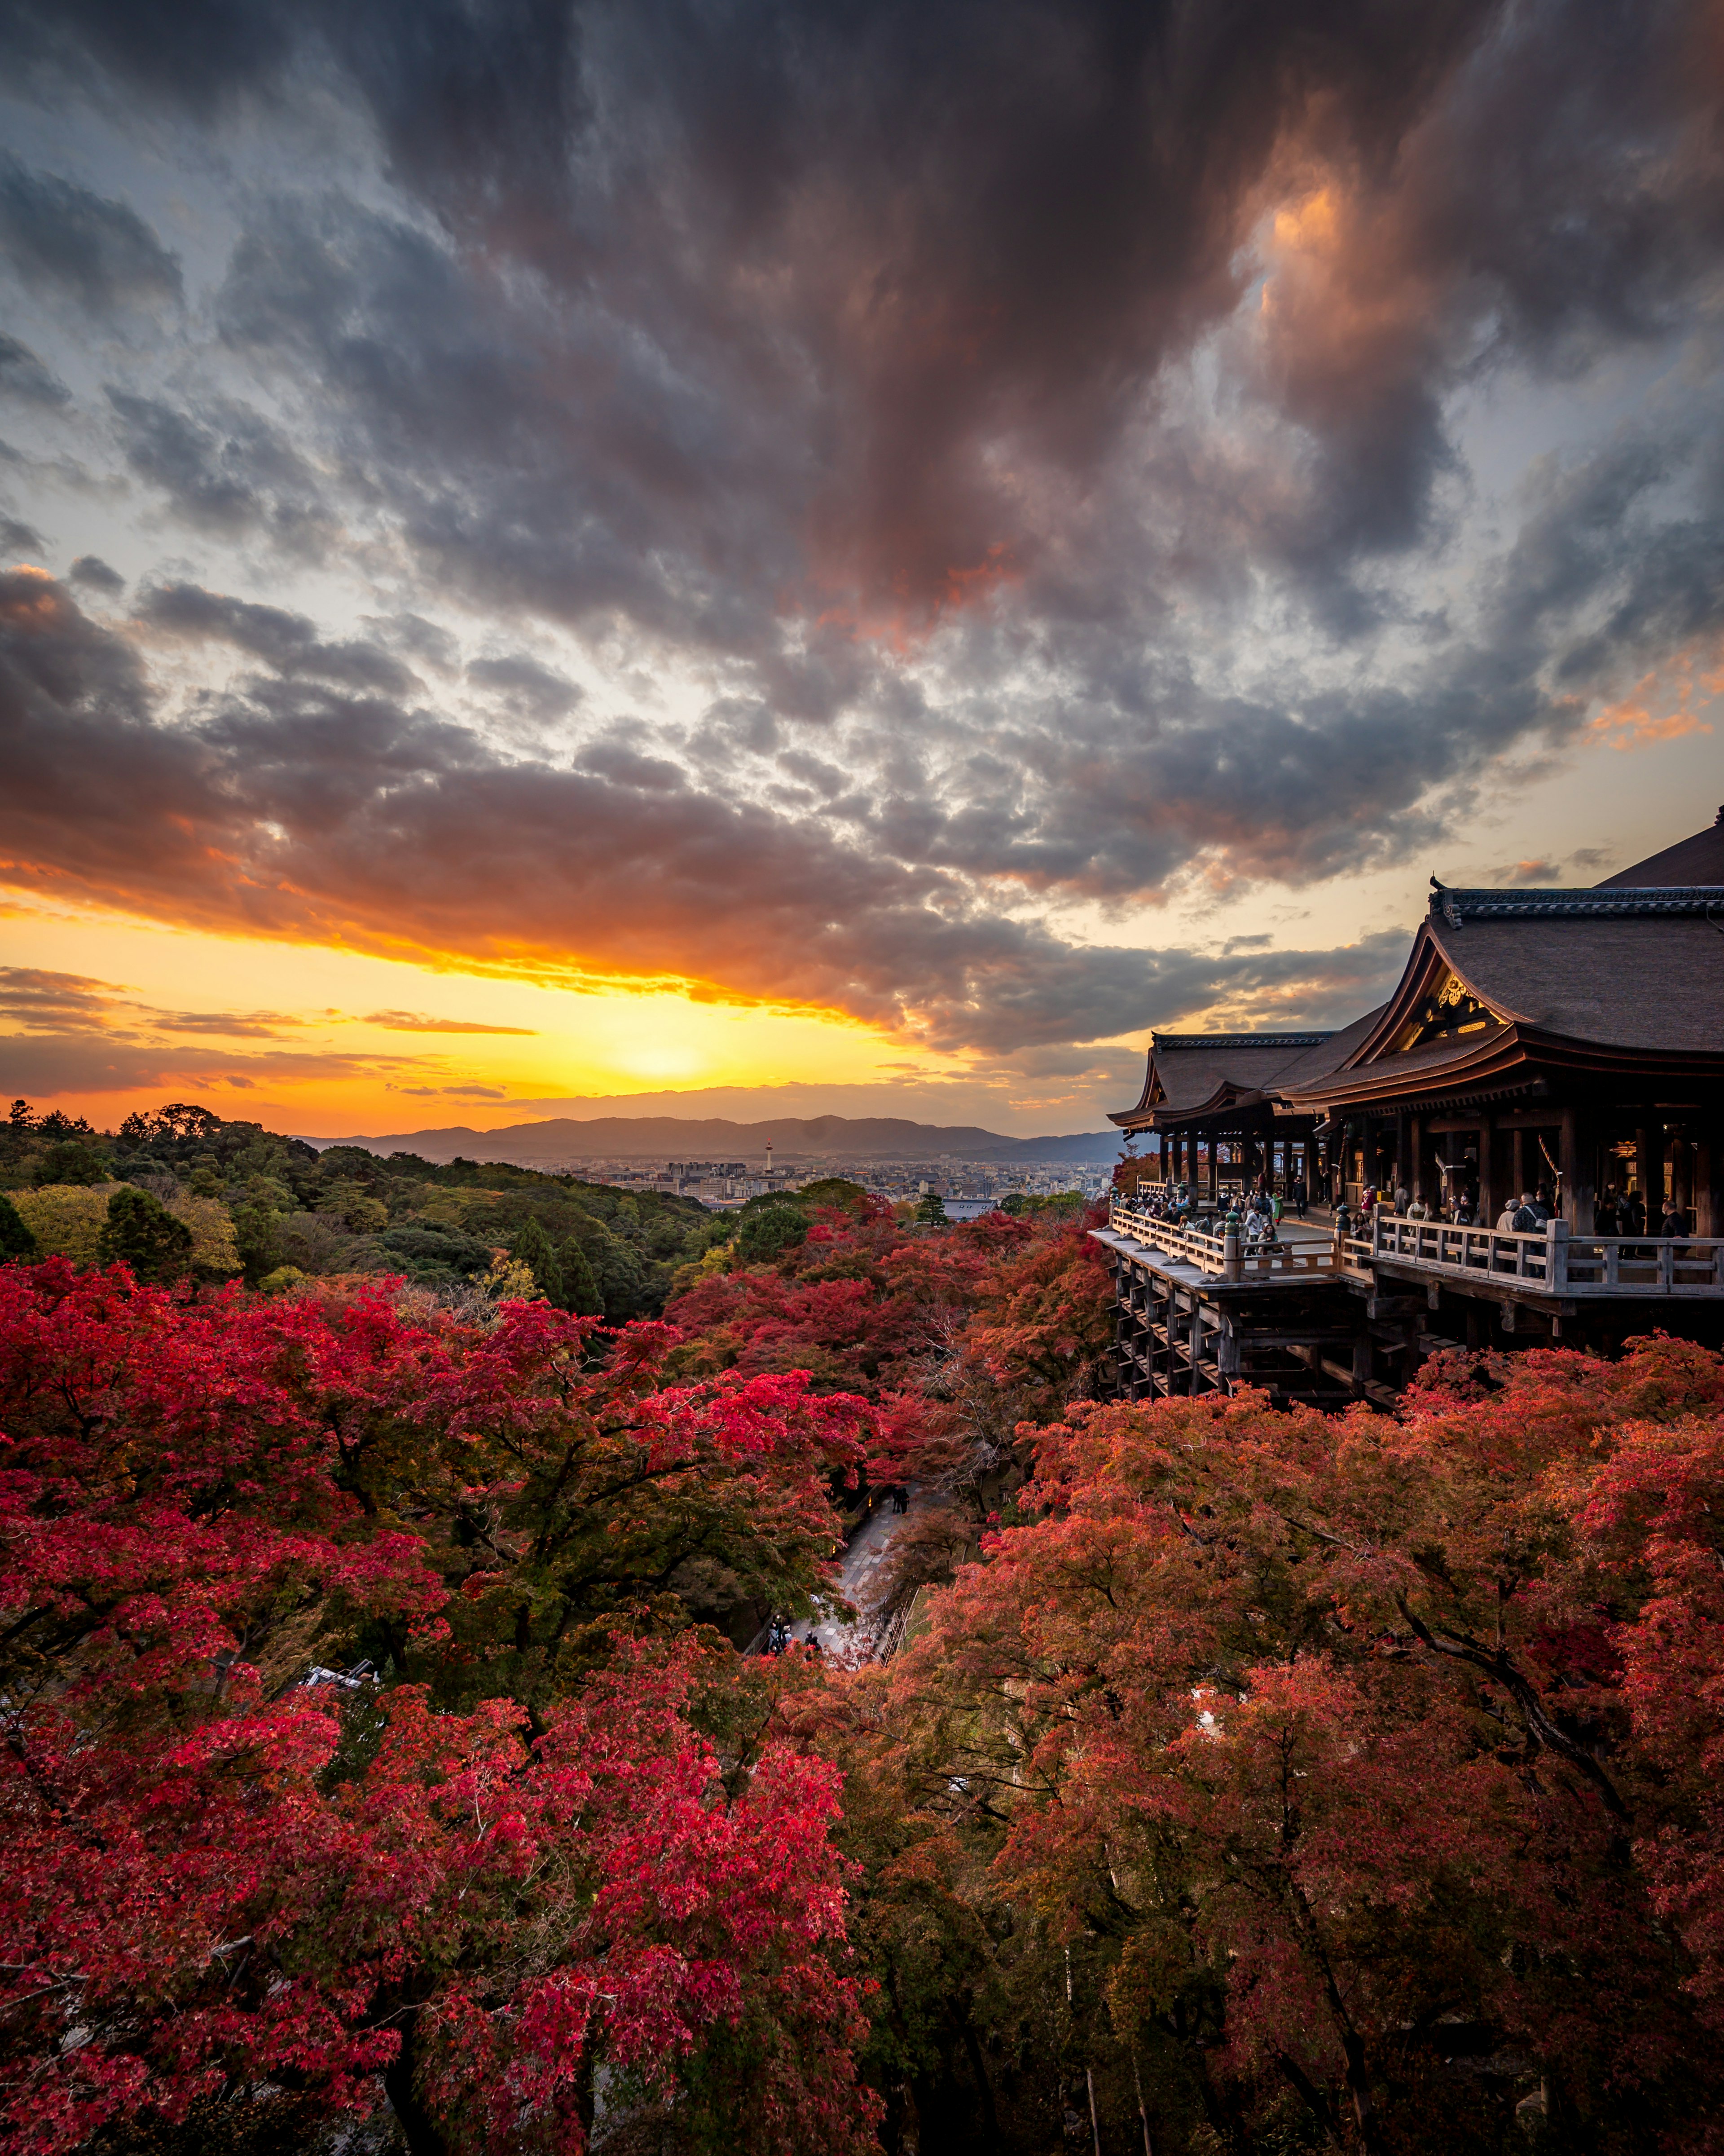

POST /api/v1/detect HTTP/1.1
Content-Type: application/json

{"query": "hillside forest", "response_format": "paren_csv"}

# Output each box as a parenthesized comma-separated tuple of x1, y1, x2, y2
(1, 1101, 1722, 2156)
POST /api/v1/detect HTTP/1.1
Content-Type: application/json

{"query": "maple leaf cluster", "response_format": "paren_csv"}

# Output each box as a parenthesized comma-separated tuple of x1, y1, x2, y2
(824, 1336, 1724, 2152)
(0, 1259, 880, 2156)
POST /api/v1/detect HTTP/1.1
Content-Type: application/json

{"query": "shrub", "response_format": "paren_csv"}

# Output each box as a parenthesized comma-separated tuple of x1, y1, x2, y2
(11, 1184, 111, 1264)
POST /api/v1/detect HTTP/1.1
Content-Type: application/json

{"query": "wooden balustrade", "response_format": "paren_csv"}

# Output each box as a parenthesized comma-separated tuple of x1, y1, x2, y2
(1368, 1212, 1724, 1297)
(1108, 1199, 1724, 1298)
(1107, 1198, 1343, 1279)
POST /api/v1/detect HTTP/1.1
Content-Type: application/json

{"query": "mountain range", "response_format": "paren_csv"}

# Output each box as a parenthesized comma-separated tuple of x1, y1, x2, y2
(309, 1114, 1124, 1166)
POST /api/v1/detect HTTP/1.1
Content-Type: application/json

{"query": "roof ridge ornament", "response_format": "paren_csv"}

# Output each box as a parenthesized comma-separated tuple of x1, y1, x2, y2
(1438, 885, 1724, 922)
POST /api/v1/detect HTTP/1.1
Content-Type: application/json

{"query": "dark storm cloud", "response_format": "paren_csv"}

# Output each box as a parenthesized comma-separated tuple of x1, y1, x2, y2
(0, 0, 1721, 1053)
(0, 570, 1407, 1052)
(0, 154, 181, 312)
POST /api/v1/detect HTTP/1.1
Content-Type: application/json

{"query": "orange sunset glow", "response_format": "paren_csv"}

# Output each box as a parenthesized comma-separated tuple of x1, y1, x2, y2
(2, 0, 1720, 1142)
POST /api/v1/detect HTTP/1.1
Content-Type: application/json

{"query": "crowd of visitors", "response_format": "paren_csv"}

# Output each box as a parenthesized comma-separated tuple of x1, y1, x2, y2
(1128, 1169, 1689, 1241)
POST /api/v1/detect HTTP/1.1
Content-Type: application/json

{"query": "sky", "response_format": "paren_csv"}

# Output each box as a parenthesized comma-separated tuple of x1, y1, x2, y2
(1, 0, 1721, 1141)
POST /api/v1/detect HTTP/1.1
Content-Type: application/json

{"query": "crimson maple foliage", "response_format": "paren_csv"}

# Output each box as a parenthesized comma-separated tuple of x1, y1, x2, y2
(0, 1261, 878, 2155)
(825, 1337, 1724, 2153)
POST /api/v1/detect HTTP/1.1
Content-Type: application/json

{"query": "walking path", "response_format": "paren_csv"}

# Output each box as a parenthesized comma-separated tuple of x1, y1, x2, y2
(788, 1495, 909, 1662)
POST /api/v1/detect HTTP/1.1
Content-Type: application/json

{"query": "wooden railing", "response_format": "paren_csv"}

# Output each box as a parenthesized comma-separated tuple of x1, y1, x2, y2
(1367, 1213, 1724, 1298)
(1108, 1200, 1724, 1299)
(1107, 1198, 1343, 1280)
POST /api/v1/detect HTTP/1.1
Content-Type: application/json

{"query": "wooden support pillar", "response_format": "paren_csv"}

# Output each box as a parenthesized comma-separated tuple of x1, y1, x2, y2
(1561, 1106, 1594, 1233)
(1207, 1140, 1218, 1206)
(1698, 1138, 1720, 1238)
(1476, 1112, 1495, 1228)
(1672, 1133, 1693, 1226)
(1636, 1114, 1662, 1217)
(1510, 1126, 1525, 1204)
(1395, 1113, 1411, 1203)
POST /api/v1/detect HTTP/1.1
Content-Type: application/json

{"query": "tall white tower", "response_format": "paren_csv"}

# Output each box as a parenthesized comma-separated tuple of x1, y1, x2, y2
(765, 1138, 774, 1177)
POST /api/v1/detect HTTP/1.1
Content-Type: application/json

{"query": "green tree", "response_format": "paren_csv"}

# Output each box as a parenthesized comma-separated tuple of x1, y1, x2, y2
(230, 1198, 281, 1286)
(914, 1191, 949, 1226)
(0, 1192, 37, 1261)
(98, 1186, 194, 1283)
(31, 1139, 107, 1187)
(736, 1205, 810, 1265)
(559, 1233, 605, 1316)
(510, 1214, 566, 1306)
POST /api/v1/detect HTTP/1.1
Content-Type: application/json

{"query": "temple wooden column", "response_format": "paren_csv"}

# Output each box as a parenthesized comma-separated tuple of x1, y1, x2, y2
(1408, 1115, 1425, 1204)
(1511, 1126, 1526, 1203)
(1672, 1133, 1693, 1226)
(1636, 1114, 1663, 1217)
(1698, 1138, 1720, 1237)
(1560, 1106, 1594, 1232)
(1477, 1112, 1495, 1226)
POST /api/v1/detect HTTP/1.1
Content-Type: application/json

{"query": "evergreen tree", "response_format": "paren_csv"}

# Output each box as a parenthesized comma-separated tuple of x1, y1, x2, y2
(559, 1234, 605, 1316)
(510, 1215, 566, 1305)
(915, 1191, 949, 1226)
(99, 1186, 194, 1282)
(735, 1205, 809, 1265)
(0, 1191, 37, 1261)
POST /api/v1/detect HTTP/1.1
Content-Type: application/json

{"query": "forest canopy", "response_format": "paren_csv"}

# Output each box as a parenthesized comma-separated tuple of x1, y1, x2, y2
(0, 1101, 1720, 2154)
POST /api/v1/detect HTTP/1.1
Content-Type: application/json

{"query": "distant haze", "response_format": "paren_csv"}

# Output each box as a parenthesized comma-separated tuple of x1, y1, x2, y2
(311, 1114, 1125, 1166)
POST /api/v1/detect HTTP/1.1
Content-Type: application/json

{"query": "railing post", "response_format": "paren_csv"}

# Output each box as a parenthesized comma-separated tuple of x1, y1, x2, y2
(1547, 1218, 1566, 1292)
(1661, 1238, 1675, 1292)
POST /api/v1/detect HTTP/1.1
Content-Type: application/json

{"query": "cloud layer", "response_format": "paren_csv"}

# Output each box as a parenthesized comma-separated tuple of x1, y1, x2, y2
(0, 0, 1721, 1065)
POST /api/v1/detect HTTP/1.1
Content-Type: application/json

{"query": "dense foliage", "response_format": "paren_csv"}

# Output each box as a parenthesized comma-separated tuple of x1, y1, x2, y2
(2, 1101, 721, 1316)
(1, 1101, 1720, 2153)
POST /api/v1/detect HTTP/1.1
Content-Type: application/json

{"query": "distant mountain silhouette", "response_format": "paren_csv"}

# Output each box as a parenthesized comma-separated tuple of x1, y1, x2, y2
(310, 1113, 1123, 1166)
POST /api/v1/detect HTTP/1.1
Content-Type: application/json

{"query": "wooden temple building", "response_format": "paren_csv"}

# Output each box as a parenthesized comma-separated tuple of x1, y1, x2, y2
(1095, 812, 1724, 1404)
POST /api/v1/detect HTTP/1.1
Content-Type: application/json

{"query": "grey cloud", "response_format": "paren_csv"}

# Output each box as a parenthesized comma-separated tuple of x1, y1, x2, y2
(107, 391, 330, 554)
(0, 1, 1720, 1061)
(0, 333, 69, 406)
(466, 653, 582, 719)
(0, 154, 180, 312)
(0, 516, 45, 557)
(68, 554, 123, 594)
(0, 570, 1413, 1056)
(140, 581, 418, 695)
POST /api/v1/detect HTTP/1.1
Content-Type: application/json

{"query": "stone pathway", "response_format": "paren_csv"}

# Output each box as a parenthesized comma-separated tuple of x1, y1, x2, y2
(788, 1494, 910, 1663)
